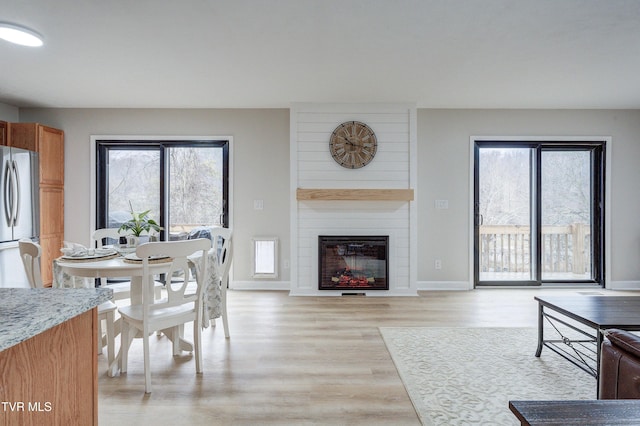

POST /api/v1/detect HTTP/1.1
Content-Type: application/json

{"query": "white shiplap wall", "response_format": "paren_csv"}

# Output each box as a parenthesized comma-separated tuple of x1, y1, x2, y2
(290, 103, 418, 296)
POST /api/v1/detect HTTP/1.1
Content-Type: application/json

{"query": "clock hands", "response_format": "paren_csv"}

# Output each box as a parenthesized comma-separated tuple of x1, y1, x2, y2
(340, 136, 358, 147)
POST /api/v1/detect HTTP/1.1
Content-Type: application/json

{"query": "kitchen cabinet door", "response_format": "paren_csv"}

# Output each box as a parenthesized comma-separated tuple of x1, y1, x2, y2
(0, 121, 6, 146)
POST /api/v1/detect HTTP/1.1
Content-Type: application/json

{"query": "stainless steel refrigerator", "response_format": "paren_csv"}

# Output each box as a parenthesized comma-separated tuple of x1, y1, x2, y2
(0, 146, 39, 288)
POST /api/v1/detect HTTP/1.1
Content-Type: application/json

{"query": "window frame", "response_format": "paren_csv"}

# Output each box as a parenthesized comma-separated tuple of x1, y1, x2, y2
(94, 138, 230, 240)
(473, 139, 606, 287)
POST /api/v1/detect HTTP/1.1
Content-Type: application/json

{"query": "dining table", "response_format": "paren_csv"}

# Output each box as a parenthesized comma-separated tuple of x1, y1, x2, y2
(53, 246, 221, 376)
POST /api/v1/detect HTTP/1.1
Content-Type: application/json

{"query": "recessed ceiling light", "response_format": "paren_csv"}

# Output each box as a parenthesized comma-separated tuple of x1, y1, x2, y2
(0, 22, 43, 47)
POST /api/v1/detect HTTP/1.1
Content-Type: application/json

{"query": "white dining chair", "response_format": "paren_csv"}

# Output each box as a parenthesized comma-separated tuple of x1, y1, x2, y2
(118, 238, 211, 393)
(92, 228, 163, 301)
(18, 239, 117, 368)
(18, 239, 43, 288)
(209, 227, 233, 337)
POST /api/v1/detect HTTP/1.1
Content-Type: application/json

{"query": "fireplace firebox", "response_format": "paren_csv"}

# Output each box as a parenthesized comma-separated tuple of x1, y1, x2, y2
(318, 236, 389, 291)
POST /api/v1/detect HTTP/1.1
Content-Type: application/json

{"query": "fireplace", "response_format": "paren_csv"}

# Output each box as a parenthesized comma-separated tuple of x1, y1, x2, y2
(318, 236, 389, 291)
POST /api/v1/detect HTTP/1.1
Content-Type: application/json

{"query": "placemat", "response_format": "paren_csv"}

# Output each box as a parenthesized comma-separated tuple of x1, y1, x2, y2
(59, 252, 120, 263)
(122, 254, 173, 264)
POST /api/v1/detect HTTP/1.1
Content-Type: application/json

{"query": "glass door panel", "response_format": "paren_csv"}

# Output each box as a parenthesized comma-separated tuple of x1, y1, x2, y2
(106, 149, 160, 228)
(541, 151, 592, 281)
(168, 146, 224, 240)
(478, 148, 534, 282)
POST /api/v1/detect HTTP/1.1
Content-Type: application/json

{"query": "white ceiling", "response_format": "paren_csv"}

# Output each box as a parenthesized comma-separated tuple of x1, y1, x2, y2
(2, 0, 640, 109)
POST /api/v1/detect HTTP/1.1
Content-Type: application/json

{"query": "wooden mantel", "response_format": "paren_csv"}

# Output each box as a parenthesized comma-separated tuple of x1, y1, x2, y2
(296, 188, 414, 201)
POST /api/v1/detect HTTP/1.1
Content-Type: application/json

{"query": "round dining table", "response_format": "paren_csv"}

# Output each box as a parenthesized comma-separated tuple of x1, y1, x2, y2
(54, 255, 172, 304)
(54, 250, 221, 319)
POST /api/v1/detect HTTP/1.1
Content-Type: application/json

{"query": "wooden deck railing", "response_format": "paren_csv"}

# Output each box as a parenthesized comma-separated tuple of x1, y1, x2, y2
(479, 224, 591, 274)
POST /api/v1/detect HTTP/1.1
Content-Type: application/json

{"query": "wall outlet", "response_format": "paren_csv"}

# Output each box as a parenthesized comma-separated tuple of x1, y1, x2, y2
(253, 199, 264, 210)
(283, 259, 290, 269)
(435, 259, 442, 270)
(435, 200, 449, 209)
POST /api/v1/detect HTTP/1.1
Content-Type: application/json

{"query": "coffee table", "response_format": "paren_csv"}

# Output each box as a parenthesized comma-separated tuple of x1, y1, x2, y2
(509, 400, 640, 425)
(534, 296, 640, 396)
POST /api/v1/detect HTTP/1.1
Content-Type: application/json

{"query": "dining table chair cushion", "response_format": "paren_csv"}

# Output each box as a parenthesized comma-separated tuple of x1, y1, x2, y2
(118, 303, 195, 323)
(118, 238, 211, 393)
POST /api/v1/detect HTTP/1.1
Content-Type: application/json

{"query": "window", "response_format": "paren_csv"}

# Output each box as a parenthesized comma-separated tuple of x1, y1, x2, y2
(473, 140, 605, 287)
(95, 139, 229, 240)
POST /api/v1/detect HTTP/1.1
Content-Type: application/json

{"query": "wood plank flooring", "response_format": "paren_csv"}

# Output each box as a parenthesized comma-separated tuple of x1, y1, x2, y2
(97, 288, 627, 425)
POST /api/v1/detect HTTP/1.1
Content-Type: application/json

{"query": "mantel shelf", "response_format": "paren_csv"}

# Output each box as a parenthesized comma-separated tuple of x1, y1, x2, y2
(296, 188, 414, 201)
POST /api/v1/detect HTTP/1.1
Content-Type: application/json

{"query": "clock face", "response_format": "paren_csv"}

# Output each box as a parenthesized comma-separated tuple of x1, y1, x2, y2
(329, 121, 377, 169)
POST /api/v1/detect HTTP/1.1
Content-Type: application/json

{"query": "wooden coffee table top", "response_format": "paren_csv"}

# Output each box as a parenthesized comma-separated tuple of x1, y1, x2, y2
(534, 296, 640, 330)
(509, 400, 640, 425)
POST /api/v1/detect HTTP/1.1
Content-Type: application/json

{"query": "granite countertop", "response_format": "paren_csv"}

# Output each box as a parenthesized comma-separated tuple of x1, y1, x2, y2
(0, 287, 113, 352)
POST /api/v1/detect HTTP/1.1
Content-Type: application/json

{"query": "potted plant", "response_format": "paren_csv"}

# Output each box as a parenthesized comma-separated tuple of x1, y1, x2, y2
(118, 202, 162, 245)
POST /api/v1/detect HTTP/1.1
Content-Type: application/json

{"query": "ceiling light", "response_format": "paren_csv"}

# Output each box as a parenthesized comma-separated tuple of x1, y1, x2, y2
(0, 22, 43, 47)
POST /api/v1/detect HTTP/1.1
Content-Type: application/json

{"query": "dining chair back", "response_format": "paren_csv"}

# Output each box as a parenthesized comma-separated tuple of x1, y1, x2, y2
(118, 238, 211, 393)
(210, 227, 233, 337)
(92, 228, 132, 300)
(18, 239, 43, 288)
(19, 238, 117, 368)
(93, 227, 129, 248)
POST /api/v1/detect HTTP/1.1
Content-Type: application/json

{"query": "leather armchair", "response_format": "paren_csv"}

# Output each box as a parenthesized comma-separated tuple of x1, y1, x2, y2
(599, 328, 640, 399)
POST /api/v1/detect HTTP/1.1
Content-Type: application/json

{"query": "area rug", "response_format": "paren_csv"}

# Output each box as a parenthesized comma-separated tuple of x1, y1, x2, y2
(379, 327, 595, 425)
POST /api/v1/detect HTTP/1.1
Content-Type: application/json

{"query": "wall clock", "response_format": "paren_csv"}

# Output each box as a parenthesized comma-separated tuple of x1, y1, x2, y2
(329, 121, 377, 169)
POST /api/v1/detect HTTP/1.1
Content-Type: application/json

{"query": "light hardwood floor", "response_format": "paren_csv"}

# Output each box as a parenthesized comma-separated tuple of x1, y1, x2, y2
(97, 288, 628, 425)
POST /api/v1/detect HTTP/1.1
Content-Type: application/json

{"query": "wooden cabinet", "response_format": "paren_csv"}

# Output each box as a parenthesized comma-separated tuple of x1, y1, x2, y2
(36, 126, 65, 186)
(0, 121, 6, 146)
(0, 309, 98, 425)
(8, 122, 38, 151)
(10, 123, 64, 286)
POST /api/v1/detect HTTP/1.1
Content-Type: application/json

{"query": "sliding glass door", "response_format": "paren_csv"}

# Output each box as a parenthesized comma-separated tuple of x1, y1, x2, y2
(474, 140, 605, 287)
(476, 147, 534, 283)
(96, 139, 229, 240)
(541, 150, 594, 281)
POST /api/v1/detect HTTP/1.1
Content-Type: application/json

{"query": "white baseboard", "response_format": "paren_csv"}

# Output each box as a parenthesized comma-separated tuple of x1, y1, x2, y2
(230, 280, 290, 291)
(418, 281, 472, 291)
(232, 281, 421, 295)
(233, 280, 473, 293)
(231, 280, 633, 292)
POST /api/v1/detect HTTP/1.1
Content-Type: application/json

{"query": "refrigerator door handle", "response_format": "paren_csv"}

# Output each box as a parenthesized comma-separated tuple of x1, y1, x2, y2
(3, 160, 13, 227)
(11, 160, 20, 226)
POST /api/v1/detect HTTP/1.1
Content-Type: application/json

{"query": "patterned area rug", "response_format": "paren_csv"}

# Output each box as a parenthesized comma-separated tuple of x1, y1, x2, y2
(379, 327, 595, 425)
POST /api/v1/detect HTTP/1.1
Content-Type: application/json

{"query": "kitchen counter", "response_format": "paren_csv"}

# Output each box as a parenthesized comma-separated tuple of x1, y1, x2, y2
(0, 287, 112, 352)
(0, 287, 112, 426)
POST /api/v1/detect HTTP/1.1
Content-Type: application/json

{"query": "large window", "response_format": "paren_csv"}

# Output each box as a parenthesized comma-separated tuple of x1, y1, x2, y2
(474, 140, 605, 287)
(96, 139, 229, 240)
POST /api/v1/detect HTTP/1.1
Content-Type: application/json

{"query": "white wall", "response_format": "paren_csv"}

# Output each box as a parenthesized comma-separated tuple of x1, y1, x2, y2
(0, 102, 19, 122)
(418, 109, 640, 290)
(16, 107, 640, 290)
(18, 108, 290, 286)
